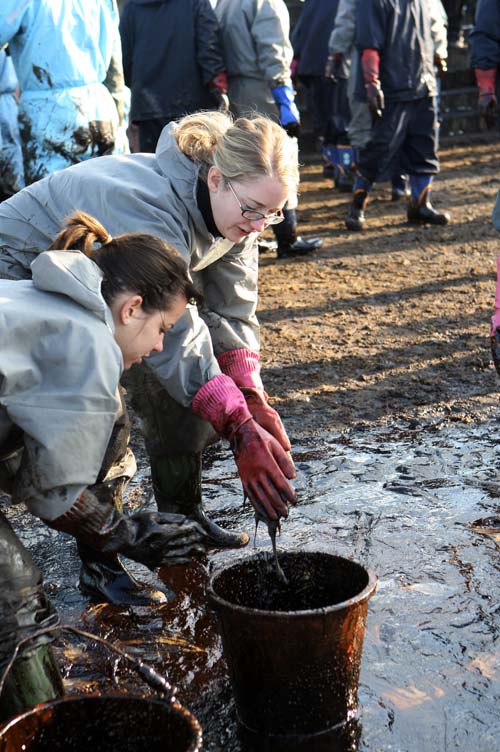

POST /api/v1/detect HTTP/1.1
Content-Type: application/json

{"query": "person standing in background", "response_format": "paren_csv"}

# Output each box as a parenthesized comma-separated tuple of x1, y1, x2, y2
(215, 0, 323, 259)
(119, 0, 229, 153)
(345, 0, 450, 231)
(0, 0, 129, 184)
(470, 0, 500, 130)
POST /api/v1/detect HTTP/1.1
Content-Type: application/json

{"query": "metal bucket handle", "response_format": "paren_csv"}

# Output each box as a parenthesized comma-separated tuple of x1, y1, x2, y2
(0, 624, 177, 702)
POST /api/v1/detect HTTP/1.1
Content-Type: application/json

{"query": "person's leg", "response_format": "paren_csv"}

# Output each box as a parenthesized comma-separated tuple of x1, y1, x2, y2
(0, 510, 63, 723)
(124, 363, 249, 550)
(404, 97, 450, 225)
(76, 387, 170, 605)
(346, 100, 409, 230)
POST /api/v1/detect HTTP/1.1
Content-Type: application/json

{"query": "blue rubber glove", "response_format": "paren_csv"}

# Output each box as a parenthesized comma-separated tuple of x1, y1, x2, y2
(271, 85, 300, 138)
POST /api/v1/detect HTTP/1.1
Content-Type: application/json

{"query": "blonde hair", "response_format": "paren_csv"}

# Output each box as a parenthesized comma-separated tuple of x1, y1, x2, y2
(174, 111, 299, 195)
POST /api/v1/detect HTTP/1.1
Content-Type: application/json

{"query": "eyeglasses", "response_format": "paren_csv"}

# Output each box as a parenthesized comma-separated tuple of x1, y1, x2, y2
(227, 182, 284, 225)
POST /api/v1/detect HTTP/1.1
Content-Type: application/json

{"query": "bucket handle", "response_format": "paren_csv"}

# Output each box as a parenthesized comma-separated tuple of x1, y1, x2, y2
(0, 624, 177, 702)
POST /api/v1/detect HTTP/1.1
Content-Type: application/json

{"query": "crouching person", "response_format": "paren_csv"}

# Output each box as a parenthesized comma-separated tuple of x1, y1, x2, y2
(0, 212, 207, 720)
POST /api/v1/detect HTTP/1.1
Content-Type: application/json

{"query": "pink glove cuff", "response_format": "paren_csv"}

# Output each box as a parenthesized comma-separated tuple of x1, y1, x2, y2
(361, 48, 380, 84)
(491, 256, 500, 335)
(217, 349, 264, 390)
(192, 374, 252, 437)
(475, 68, 497, 95)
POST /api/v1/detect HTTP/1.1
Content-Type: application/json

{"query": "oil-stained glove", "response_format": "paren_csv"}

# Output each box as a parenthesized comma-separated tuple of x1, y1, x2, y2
(240, 388, 291, 453)
(231, 418, 296, 521)
(475, 68, 498, 129)
(434, 54, 447, 77)
(361, 48, 384, 118)
(272, 84, 301, 138)
(217, 349, 291, 451)
(324, 52, 343, 82)
(210, 71, 230, 113)
(48, 489, 207, 569)
(192, 374, 296, 519)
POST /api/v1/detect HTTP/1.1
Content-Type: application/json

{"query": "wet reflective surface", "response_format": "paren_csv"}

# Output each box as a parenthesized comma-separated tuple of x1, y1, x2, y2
(3, 416, 500, 751)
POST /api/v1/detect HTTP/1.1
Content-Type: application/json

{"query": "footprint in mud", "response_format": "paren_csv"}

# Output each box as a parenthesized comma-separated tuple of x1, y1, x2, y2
(470, 516, 500, 540)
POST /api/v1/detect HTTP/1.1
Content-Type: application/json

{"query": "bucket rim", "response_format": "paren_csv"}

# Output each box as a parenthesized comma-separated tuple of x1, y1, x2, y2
(207, 550, 377, 618)
(0, 692, 203, 750)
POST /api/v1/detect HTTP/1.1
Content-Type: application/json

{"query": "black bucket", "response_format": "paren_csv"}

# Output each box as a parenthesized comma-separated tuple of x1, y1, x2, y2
(0, 694, 202, 752)
(208, 551, 376, 740)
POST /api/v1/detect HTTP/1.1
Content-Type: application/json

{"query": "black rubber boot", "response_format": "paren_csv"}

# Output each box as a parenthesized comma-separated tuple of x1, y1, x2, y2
(345, 189, 368, 231)
(78, 542, 172, 605)
(151, 452, 249, 550)
(277, 236, 323, 259)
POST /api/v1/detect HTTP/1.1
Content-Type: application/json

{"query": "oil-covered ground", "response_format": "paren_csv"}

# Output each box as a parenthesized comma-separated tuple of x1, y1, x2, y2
(2, 132, 500, 751)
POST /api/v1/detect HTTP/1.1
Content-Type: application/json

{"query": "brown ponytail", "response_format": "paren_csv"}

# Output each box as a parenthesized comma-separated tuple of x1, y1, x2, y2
(50, 211, 202, 313)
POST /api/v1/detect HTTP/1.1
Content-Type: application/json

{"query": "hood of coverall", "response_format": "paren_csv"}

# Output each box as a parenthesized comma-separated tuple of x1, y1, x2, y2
(30, 250, 115, 333)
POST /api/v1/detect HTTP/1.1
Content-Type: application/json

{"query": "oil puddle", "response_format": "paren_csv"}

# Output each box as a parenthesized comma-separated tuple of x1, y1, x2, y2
(2, 416, 500, 750)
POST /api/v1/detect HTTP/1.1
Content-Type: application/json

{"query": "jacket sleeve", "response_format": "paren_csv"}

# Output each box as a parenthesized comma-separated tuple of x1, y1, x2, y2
(103, 19, 129, 126)
(194, 0, 227, 84)
(6, 332, 121, 521)
(198, 236, 260, 356)
(144, 236, 260, 406)
(429, 0, 448, 61)
(355, 0, 386, 52)
(470, 0, 500, 69)
(249, 0, 293, 86)
(329, 0, 356, 56)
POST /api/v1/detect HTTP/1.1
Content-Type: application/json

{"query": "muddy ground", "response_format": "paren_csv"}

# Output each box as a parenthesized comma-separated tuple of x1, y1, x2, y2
(3, 132, 500, 752)
(258, 130, 500, 434)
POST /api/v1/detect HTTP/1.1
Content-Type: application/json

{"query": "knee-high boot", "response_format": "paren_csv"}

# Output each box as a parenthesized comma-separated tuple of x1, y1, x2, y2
(76, 388, 172, 606)
(151, 452, 249, 549)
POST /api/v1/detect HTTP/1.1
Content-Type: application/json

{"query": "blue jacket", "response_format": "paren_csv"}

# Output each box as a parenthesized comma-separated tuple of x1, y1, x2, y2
(354, 0, 437, 102)
(291, 0, 340, 77)
(0, 49, 25, 195)
(470, 0, 500, 69)
(0, 0, 127, 183)
(120, 0, 225, 121)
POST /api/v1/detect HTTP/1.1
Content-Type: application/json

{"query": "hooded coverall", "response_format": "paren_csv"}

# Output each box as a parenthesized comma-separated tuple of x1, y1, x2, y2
(0, 48, 25, 199)
(0, 0, 129, 184)
(0, 251, 124, 719)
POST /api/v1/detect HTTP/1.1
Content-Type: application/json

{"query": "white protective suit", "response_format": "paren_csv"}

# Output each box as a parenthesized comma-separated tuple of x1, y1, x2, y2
(0, 0, 129, 184)
(0, 251, 122, 521)
(0, 123, 259, 409)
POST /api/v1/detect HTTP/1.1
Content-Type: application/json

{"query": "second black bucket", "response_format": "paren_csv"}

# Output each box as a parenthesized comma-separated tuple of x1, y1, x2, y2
(0, 694, 202, 752)
(208, 551, 376, 739)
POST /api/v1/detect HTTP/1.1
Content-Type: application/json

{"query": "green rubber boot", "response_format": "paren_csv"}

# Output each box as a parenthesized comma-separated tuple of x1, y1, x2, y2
(151, 452, 249, 550)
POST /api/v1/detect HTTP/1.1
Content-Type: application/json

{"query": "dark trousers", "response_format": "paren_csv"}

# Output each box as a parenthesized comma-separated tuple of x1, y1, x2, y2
(356, 96, 439, 184)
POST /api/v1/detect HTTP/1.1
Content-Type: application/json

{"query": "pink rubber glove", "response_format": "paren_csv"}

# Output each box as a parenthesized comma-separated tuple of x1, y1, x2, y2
(491, 257, 500, 375)
(217, 349, 291, 451)
(475, 69, 498, 129)
(490, 256, 500, 336)
(192, 375, 296, 519)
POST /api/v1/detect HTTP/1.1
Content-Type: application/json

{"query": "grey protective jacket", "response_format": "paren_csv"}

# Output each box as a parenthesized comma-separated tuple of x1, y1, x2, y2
(0, 124, 259, 407)
(0, 251, 122, 521)
(215, 0, 293, 86)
